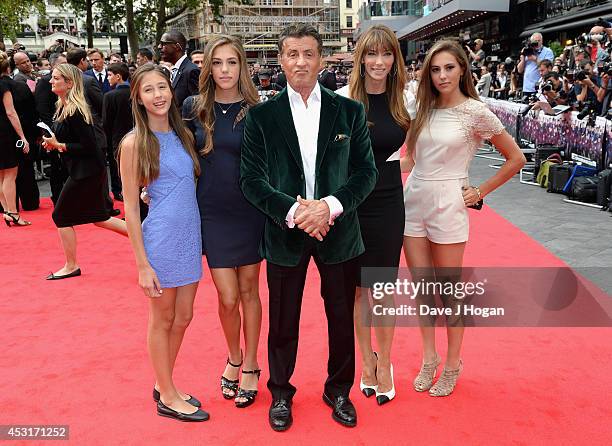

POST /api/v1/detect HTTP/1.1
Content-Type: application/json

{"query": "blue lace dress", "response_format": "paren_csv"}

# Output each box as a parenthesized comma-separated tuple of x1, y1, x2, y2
(141, 131, 202, 288)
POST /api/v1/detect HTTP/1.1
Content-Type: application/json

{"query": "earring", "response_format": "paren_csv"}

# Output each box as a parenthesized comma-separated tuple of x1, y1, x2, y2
(391, 64, 398, 77)
(360, 64, 365, 78)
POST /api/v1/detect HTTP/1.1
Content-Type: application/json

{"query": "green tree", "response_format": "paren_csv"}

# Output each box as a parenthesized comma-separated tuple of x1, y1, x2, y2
(67, 0, 124, 48)
(0, 0, 45, 43)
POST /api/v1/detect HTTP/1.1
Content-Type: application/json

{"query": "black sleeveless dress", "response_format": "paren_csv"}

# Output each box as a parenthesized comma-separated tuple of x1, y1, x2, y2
(356, 93, 406, 287)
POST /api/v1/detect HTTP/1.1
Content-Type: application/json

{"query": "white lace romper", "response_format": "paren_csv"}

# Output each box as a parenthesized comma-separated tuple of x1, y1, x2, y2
(403, 98, 505, 244)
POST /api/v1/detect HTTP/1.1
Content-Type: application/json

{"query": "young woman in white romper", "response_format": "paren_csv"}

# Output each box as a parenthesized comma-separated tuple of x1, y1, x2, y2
(401, 40, 525, 396)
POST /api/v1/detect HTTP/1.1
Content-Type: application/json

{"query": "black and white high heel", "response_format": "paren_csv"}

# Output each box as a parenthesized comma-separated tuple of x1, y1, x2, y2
(375, 364, 395, 406)
(360, 351, 378, 398)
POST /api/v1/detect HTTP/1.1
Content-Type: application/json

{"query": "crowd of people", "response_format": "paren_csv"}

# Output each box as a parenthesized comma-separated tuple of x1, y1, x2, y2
(0, 23, 527, 430)
(456, 19, 612, 119)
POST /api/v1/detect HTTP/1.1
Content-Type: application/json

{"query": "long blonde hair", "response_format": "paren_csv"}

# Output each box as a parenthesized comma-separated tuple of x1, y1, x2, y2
(121, 64, 200, 185)
(407, 39, 480, 156)
(193, 35, 259, 156)
(349, 25, 410, 131)
(53, 64, 92, 124)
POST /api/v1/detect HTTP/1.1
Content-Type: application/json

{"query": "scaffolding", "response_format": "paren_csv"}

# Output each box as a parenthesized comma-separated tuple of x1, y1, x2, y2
(189, 0, 340, 60)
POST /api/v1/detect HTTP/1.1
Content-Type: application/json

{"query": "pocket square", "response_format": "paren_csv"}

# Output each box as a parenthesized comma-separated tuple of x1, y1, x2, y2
(333, 134, 350, 142)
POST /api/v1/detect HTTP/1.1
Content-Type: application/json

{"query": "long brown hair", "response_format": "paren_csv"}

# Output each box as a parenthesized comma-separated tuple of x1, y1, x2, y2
(193, 35, 259, 156)
(53, 64, 92, 124)
(349, 25, 410, 131)
(407, 39, 480, 156)
(120, 64, 200, 185)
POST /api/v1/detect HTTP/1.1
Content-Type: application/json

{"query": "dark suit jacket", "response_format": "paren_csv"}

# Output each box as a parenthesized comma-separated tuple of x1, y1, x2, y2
(11, 80, 38, 143)
(82, 73, 107, 150)
(240, 87, 377, 267)
(55, 112, 106, 180)
(172, 57, 200, 108)
(102, 83, 133, 150)
(34, 73, 57, 127)
(318, 70, 338, 91)
(84, 69, 112, 94)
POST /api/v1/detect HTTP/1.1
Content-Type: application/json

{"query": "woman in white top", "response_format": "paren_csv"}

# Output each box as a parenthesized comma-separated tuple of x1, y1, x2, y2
(401, 39, 525, 396)
(337, 25, 415, 406)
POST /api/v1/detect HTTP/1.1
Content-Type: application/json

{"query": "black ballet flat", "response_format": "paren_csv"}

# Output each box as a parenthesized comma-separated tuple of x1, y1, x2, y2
(46, 268, 81, 280)
(153, 388, 201, 408)
(156, 400, 209, 422)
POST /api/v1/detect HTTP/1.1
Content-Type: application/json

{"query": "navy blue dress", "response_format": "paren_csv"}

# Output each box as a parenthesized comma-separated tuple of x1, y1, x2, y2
(182, 97, 265, 268)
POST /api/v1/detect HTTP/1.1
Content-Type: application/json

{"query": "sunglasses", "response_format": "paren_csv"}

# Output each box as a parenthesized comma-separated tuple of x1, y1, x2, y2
(159, 41, 182, 50)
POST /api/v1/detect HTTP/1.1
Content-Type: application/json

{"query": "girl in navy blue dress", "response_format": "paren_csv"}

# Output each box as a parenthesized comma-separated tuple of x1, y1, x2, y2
(119, 65, 208, 422)
(182, 35, 264, 408)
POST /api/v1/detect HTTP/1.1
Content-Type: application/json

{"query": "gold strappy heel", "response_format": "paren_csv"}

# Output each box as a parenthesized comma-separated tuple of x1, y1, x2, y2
(429, 360, 463, 397)
(413, 354, 441, 392)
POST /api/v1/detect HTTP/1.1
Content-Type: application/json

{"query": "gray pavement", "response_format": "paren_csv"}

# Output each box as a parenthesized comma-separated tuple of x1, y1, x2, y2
(469, 148, 612, 294)
(35, 153, 612, 293)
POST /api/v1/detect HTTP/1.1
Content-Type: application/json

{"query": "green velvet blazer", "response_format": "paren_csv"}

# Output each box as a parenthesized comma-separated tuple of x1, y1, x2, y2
(240, 86, 377, 267)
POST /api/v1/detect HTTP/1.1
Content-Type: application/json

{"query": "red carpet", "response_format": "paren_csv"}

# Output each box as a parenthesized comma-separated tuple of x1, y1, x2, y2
(1, 198, 611, 445)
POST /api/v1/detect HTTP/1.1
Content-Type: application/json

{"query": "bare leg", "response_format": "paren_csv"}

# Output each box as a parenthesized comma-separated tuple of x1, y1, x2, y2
(0, 169, 9, 211)
(94, 217, 128, 236)
(148, 287, 197, 414)
(403, 236, 437, 363)
(373, 289, 395, 393)
(211, 268, 242, 398)
(52, 227, 79, 276)
(0, 167, 18, 213)
(430, 242, 466, 370)
(354, 287, 377, 388)
(154, 282, 198, 400)
(235, 263, 262, 402)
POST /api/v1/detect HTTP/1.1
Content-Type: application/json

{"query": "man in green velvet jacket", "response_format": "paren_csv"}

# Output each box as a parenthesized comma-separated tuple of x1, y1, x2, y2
(240, 24, 377, 432)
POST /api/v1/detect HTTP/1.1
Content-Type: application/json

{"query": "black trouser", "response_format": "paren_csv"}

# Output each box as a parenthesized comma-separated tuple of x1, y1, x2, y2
(266, 238, 358, 401)
(15, 152, 40, 211)
(107, 145, 121, 195)
(48, 151, 68, 205)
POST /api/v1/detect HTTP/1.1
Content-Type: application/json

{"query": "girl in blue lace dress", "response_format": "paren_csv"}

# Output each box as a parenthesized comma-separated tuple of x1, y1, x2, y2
(119, 64, 208, 422)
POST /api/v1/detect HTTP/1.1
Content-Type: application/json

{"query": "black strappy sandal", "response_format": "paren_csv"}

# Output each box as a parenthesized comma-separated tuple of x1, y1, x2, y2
(4, 212, 31, 227)
(234, 369, 261, 409)
(220, 354, 243, 400)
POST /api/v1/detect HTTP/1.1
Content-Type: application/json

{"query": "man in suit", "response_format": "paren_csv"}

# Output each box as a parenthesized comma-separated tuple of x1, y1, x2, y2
(102, 63, 133, 199)
(318, 63, 338, 91)
(158, 30, 199, 108)
(240, 24, 377, 432)
(35, 52, 67, 204)
(66, 48, 120, 210)
(84, 49, 112, 94)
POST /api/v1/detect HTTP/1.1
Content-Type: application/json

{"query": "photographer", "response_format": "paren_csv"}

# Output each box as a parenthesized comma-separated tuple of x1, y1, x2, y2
(517, 33, 555, 100)
(256, 69, 280, 102)
(466, 39, 486, 68)
(587, 26, 609, 70)
(597, 69, 612, 116)
(541, 72, 568, 106)
(573, 60, 603, 113)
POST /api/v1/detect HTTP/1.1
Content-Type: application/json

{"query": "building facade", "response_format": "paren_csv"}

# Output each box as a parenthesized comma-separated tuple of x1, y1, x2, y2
(13, 0, 126, 54)
(169, 0, 343, 62)
(340, 0, 359, 51)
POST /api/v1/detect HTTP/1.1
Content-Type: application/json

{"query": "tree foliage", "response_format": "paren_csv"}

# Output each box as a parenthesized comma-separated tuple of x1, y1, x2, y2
(0, 0, 46, 42)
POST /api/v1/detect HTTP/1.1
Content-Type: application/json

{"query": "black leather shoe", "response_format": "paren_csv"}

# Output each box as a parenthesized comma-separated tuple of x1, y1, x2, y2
(46, 268, 81, 280)
(113, 192, 124, 202)
(153, 388, 201, 408)
(322, 393, 357, 427)
(156, 400, 209, 422)
(269, 398, 292, 432)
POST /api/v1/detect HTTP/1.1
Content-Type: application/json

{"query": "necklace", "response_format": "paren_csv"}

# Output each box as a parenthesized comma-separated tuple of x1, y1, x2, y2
(216, 101, 237, 115)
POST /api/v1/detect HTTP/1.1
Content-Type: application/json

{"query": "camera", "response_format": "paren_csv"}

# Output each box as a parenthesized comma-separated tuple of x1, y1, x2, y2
(575, 70, 588, 81)
(601, 62, 612, 76)
(577, 101, 597, 125)
(542, 81, 554, 92)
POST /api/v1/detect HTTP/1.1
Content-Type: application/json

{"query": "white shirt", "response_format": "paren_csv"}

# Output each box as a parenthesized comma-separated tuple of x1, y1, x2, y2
(285, 82, 343, 228)
(171, 54, 188, 82)
(93, 68, 107, 82)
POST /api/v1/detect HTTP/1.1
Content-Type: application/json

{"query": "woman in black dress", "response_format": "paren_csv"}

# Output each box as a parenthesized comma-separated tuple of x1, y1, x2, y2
(182, 35, 264, 408)
(337, 25, 414, 405)
(0, 51, 31, 226)
(42, 64, 126, 280)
